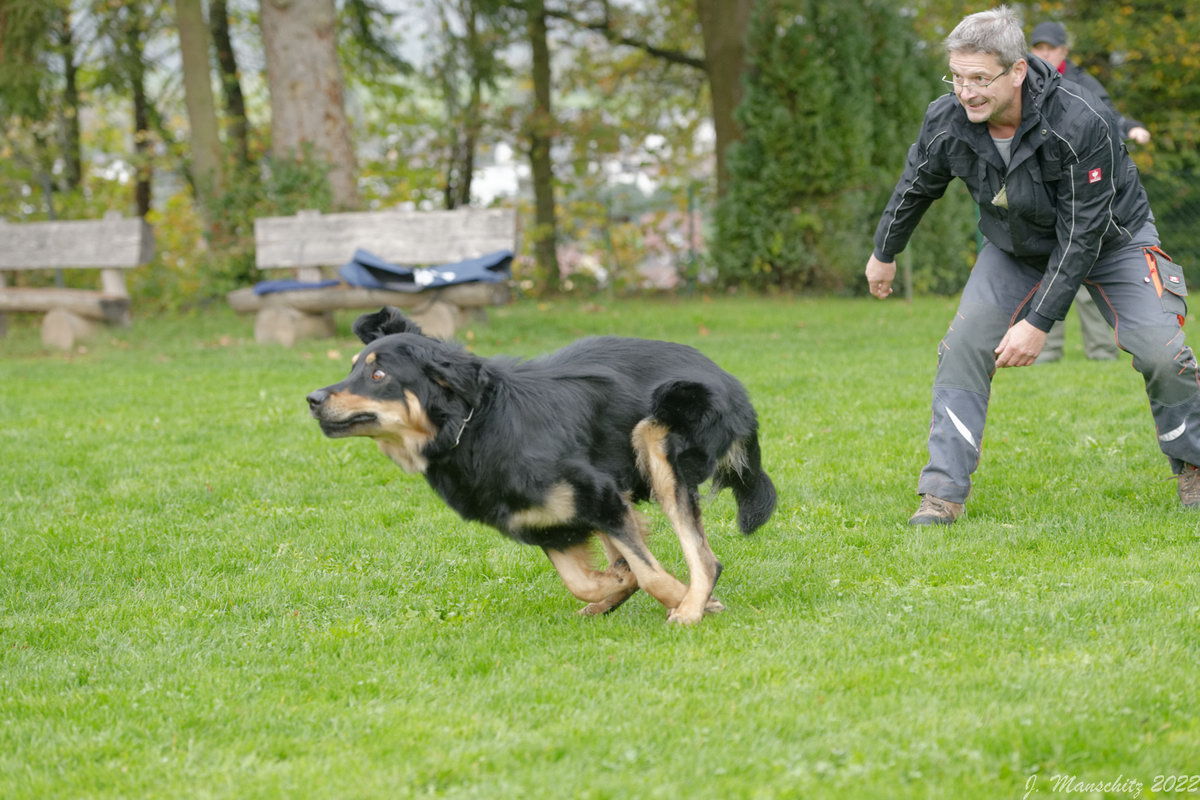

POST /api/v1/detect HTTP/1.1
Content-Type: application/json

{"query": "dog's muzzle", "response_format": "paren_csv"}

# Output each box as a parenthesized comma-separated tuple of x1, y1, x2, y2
(306, 387, 377, 437)
(307, 388, 331, 414)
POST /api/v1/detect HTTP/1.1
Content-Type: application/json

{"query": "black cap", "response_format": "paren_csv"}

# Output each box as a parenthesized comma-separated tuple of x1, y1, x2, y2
(1031, 21, 1068, 47)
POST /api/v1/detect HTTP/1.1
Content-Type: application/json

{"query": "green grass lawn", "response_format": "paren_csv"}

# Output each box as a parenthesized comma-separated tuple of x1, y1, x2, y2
(1, 296, 1197, 799)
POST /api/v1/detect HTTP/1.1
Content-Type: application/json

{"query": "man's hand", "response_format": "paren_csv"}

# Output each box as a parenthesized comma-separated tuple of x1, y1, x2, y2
(1128, 126, 1151, 145)
(994, 320, 1048, 367)
(865, 254, 896, 299)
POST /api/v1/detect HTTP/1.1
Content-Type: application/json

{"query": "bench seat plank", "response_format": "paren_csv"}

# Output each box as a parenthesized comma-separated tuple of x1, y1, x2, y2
(227, 282, 509, 314)
(0, 288, 131, 323)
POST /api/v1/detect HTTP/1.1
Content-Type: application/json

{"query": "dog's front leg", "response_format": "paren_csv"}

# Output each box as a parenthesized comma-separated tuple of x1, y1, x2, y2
(544, 539, 638, 614)
(576, 533, 640, 615)
(602, 508, 689, 614)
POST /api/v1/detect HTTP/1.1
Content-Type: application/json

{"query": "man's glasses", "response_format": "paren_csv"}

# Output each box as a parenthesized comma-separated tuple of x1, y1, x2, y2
(942, 66, 1011, 91)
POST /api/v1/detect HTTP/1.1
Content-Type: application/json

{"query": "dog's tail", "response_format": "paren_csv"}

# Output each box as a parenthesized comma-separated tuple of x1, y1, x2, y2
(650, 379, 776, 535)
(718, 430, 776, 535)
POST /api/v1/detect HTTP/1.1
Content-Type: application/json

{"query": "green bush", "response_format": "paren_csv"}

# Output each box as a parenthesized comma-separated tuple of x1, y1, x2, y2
(1138, 118, 1200, 289)
(715, 0, 977, 294)
(132, 151, 336, 310)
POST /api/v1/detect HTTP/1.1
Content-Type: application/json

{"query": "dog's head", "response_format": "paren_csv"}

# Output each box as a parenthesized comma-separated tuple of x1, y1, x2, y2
(306, 307, 487, 472)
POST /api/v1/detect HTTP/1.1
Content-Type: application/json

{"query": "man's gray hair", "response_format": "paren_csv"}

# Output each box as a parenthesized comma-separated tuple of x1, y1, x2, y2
(944, 6, 1027, 68)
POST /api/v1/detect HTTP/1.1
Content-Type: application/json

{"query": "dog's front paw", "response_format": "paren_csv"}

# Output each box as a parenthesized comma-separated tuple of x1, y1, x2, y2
(704, 597, 726, 614)
(666, 607, 704, 625)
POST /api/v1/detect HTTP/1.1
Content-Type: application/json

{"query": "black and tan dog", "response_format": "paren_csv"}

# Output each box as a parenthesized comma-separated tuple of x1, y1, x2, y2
(307, 307, 776, 624)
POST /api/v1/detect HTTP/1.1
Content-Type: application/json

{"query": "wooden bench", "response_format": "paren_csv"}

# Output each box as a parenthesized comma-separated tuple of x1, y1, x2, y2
(227, 207, 517, 345)
(0, 214, 154, 350)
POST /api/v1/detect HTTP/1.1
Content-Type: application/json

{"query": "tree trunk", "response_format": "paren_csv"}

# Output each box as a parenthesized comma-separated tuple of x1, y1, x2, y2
(456, 90, 478, 209)
(127, 10, 152, 218)
(32, 131, 57, 221)
(526, 0, 559, 292)
(696, 0, 753, 197)
(54, 12, 83, 191)
(438, 0, 483, 210)
(260, 0, 360, 210)
(209, 0, 250, 169)
(174, 0, 224, 209)
(457, 2, 482, 209)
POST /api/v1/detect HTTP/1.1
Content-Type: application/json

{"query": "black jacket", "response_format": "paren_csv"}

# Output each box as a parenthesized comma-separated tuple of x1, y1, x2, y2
(1061, 60, 1146, 140)
(872, 55, 1152, 328)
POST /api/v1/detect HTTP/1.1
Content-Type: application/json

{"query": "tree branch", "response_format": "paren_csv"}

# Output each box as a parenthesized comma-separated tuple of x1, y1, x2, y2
(544, 7, 706, 71)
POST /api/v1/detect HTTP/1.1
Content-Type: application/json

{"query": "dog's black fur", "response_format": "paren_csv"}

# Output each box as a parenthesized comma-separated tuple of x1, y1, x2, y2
(307, 306, 775, 623)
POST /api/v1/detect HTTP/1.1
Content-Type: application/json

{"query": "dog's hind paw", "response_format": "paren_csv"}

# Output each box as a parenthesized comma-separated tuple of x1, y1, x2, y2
(705, 597, 726, 614)
(578, 587, 639, 616)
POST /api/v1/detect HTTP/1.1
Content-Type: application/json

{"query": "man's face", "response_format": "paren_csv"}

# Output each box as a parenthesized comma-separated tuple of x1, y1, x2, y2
(1031, 42, 1069, 69)
(946, 51, 1025, 127)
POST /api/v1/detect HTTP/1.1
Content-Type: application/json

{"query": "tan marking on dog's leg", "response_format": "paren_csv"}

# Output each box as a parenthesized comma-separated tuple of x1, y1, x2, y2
(544, 540, 637, 604)
(577, 532, 640, 615)
(577, 570, 638, 615)
(633, 420, 721, 625)
(596, 530, 639, 571)
(668, 510, 722, 625)
(510, 483, 576, 532)
(603, 507, 688, 611)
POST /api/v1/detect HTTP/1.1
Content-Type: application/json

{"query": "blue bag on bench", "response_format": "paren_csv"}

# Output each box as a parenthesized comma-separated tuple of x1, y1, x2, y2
(253, 278, 341, 295)
(252, 249, 512, 295)
(338, 249, 513, 293)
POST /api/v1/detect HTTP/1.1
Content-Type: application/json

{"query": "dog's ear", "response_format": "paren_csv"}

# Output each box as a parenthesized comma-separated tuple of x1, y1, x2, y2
(353, 306, 424, 344)
(424, 355, 487, 406)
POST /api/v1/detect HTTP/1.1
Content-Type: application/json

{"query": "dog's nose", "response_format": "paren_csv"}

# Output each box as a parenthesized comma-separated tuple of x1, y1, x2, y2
(307, 389, 329, 411)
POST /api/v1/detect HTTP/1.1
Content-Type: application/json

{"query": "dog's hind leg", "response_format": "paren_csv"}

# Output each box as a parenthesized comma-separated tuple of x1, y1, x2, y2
(544, 539, 638, 614)
(633, 419, 723, 625)
(663, 490, 724, 625)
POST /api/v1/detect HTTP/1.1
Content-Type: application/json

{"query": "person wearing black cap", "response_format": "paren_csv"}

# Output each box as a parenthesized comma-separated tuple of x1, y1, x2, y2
(864, 7, 1200, 524)
(1030, 20, 1151, 363)
(1030, 21, 1151, 145)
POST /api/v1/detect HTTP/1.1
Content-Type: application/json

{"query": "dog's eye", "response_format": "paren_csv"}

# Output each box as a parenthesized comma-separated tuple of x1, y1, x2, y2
(371, 369, 387, 381)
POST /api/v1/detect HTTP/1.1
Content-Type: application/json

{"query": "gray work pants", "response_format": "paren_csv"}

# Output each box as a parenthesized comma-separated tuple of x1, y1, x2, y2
(920, 221, 1200, 503)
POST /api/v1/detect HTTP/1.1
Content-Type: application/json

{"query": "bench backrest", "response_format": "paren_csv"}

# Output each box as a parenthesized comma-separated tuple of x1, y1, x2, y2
(0, 217, 154, 270)
(254, 207, 517, 270)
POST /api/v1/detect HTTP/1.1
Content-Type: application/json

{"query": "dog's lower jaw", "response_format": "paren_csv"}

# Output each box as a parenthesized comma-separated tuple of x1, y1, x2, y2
(316, 413, 378, 438)
(377, 438, 429, 473)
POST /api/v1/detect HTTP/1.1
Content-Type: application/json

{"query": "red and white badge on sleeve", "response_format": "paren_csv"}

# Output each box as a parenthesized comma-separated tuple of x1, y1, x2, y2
(1088, 167, 1103, 183)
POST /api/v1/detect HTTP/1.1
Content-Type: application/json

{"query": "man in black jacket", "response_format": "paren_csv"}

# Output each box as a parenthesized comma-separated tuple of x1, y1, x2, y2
(864, 6, 1200, 523)
(1030, 20, 1151, 363)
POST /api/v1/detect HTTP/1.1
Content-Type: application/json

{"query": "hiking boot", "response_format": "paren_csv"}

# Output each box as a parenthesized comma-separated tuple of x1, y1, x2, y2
(909, 494, 964, 525)
(1178, 464, 1200, 508)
